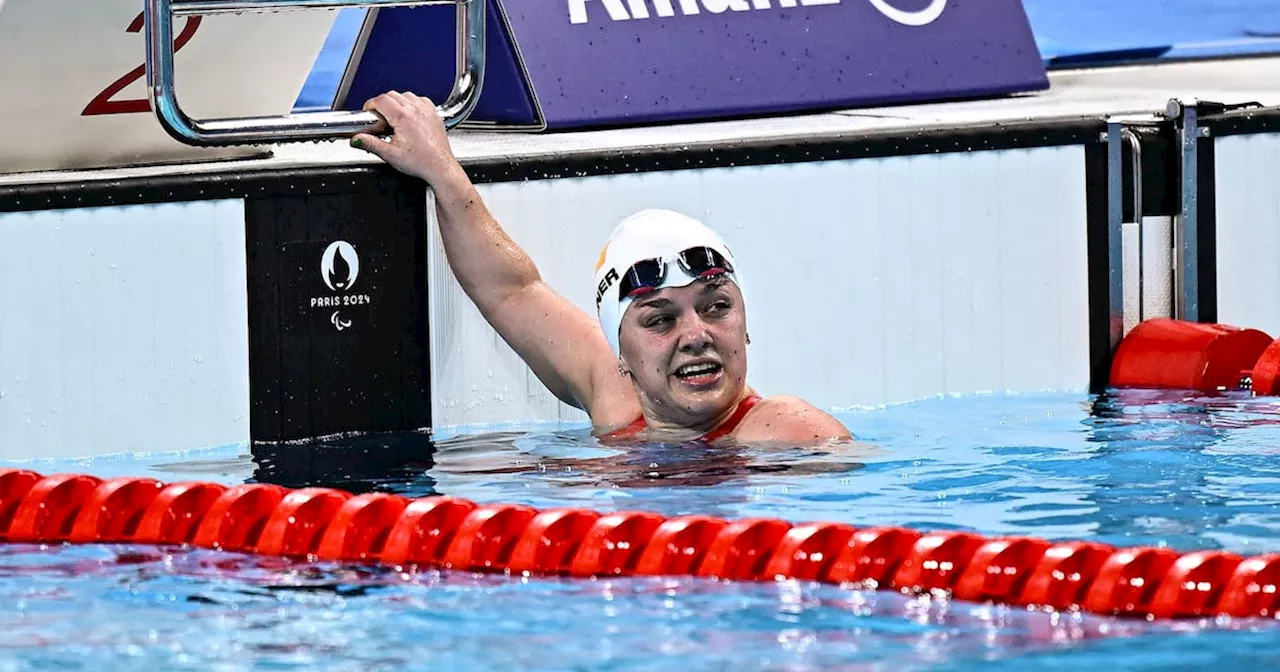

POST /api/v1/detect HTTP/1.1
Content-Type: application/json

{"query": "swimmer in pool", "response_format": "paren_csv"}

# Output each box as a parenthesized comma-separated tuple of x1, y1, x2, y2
(350, 92, 853, 446)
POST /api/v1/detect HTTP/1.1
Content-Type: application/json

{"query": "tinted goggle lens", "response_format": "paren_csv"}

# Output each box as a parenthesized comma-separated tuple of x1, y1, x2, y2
(619, 259, 665, 299)
(678, 246, 732, 278)
(618, 247, 733, 299)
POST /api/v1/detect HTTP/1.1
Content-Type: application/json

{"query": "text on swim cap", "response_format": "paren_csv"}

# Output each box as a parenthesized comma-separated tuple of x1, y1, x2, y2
(596, 268, 619, 306)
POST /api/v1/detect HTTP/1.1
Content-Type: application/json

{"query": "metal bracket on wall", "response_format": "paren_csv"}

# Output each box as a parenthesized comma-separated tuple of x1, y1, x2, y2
(1104, 115, 1160, 351)
(1166, 98, 1214, 323)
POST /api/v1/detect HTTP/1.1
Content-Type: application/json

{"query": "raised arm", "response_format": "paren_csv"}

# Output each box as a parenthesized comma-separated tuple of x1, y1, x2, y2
(351, 92, 624, 413)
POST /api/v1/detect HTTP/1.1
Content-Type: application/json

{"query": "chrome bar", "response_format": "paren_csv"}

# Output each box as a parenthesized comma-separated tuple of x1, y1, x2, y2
(1167, 98, 1201, 322)
(146, 0, 485, 146)
(172, 0, 453, 14)
(1122, 127, 1144, 319)
(1106, 120, 1125, 349)
(1106, 117, 1155, 340)
(1122, 129, 1143, 236)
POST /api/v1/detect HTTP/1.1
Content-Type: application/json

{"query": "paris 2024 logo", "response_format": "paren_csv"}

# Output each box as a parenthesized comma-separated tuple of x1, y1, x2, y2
(311, 241, 372, 332)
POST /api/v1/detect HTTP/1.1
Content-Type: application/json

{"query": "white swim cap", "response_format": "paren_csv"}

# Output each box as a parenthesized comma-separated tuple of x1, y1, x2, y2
(593, 209, 743, 356)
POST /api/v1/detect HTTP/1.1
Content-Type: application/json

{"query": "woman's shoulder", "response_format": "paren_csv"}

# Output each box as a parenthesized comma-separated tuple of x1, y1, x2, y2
(734, 395, 853, 445)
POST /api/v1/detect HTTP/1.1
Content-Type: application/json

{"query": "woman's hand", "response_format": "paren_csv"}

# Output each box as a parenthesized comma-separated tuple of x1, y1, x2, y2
(350, 91, 464, 186)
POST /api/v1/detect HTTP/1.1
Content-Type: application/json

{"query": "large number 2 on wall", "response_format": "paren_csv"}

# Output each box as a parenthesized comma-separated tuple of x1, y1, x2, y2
(82, 12, 203, 116)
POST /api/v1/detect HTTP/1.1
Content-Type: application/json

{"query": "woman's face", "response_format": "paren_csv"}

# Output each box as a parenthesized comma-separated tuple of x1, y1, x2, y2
(618, 276, 749, 427)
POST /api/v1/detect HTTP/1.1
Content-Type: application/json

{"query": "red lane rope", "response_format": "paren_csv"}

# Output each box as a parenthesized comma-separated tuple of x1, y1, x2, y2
(2, 468, 1278, 620)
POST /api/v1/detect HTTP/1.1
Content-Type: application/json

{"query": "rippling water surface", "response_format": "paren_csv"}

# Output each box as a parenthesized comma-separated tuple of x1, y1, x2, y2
(6, 390, 1280, 670)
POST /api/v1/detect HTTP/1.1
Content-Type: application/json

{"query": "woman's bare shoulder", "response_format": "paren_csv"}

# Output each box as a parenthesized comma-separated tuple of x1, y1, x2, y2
(735, 395, 853, 445)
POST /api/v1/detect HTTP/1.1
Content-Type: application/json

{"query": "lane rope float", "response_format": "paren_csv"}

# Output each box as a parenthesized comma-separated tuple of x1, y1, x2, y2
(1, 468, 1278, 621)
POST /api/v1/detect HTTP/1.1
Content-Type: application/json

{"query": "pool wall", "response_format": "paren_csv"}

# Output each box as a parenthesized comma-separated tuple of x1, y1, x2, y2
(4, 64, 1280, 458)
(428, 147, 1092, 432)
(0, 200, 250, 459)
(1215, 131, 1280, 336)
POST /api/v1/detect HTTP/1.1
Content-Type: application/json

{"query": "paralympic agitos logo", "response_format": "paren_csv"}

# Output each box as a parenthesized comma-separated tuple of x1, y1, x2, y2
(568, 0, 946, 26)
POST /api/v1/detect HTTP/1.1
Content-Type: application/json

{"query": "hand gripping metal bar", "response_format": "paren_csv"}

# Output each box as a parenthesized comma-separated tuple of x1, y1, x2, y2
(145, 0, 485, 146)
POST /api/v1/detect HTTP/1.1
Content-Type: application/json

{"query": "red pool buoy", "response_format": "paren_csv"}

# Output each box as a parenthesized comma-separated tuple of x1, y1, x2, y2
(1110, 319, 1272, 392)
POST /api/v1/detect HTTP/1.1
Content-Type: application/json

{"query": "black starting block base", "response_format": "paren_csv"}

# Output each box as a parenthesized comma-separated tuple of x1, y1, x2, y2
(245, 169, 432, 446)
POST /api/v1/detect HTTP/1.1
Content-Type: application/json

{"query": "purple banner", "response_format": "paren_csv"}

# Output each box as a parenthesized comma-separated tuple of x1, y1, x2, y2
(503, 0, 1047, 127)
(341, 0, 1048, 129)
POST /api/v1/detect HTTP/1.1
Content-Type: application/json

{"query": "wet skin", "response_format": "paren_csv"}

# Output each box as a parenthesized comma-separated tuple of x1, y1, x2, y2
(617, 276, 753, 438)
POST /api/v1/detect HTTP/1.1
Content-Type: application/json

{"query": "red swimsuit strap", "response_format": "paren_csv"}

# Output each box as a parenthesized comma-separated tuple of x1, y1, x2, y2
(606, 394, 763, 443)
(605, 415, 649, 441)
(699, 394, 762, 443)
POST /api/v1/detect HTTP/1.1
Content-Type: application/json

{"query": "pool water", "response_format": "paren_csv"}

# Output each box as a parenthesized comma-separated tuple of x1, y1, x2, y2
(5, 390, 1280, 670)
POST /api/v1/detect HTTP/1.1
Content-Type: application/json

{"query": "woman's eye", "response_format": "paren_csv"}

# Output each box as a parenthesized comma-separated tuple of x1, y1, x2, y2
(645, 315, 674, 329)
(705, 301, 731, 315)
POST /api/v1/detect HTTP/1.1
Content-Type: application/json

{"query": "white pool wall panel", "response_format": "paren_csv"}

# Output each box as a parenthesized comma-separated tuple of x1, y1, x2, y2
(1216, 133, 1280, 335)
(0, 200, 250, 459)
(428, 146, 1091, 432)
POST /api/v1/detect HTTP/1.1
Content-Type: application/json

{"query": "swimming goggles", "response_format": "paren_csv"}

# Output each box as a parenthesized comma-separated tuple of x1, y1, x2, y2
(618, 246, 734, 299)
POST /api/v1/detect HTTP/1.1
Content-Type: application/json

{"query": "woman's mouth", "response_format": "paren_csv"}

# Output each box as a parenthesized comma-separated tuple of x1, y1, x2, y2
(674, 362, 723, 387)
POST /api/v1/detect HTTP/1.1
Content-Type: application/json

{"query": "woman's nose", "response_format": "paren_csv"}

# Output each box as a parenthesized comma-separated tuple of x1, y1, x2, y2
(677, 316, 713, 351)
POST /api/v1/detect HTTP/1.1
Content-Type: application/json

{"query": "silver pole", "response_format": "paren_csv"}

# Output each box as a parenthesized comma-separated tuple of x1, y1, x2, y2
(1122, 128, 1143, 320)
(1106, 120, 1125, 350)
(146, 0, 486, 146)
(1168, 98, 1202, 322)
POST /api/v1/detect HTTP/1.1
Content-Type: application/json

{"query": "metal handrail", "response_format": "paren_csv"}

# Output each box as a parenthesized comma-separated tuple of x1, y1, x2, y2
(144, 0, 485, 146)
